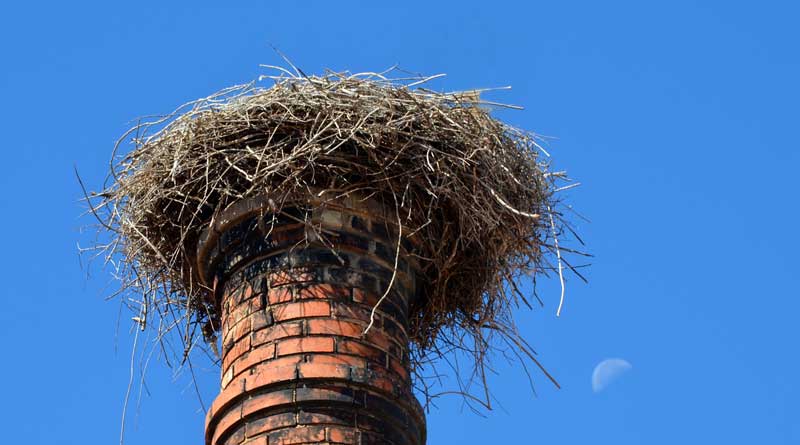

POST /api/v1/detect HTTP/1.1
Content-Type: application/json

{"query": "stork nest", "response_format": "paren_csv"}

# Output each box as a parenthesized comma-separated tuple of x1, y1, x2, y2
(86, 67, 583, 406)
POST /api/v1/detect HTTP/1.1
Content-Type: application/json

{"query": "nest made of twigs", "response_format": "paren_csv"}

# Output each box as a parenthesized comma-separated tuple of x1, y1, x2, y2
(87, 67, 583, 406)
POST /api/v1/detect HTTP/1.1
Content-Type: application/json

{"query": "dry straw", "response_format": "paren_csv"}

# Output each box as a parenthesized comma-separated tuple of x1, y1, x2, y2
(84, 65, 587, 409)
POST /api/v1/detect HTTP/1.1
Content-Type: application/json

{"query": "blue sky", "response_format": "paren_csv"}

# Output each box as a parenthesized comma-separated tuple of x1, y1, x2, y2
(1, 1, 798, 443)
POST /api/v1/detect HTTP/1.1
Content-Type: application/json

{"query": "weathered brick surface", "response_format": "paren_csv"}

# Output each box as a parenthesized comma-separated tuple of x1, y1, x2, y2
(202, 201, 426, 445)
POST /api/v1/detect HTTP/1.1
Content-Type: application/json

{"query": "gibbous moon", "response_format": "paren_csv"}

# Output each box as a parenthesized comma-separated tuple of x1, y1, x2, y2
(592, 358, 632, 393)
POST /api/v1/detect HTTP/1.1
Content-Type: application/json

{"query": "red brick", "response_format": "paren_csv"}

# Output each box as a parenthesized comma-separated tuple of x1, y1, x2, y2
(267, 286, 294, 304)
(306, 318, 394, 352)
(296, 361, 350, 380)
(352, 288, 377, 305)
(327, 426, 357, 444)
(224, 317, 252, 345)
(306, 319, 364, 338)
(337, 339, 387, 366)
(269, 425, 326, 445)
(241, 389, 295, 417)
(272, 301, 330, 321)
(221, 366, 234, 389)
(223, 335, 251, 371)
(332, 302, 377, 327)
(368, 375, 395, 395)
(245, 412, 297, 437)
(364, 329, 395, 353)
(241, 284, 254, 302)
(229, 299, 254, 326)
(223, 425, 246, 445)
(276, 336, 334, 357)
(249, 310, 275, 331)
(251, 321, 303, 346)
(207, 378, 246, 429)
(247, 361, 300, 389)
(232, 343, 276, 378)
(304, 353, 366, 369)
(295, 283, 350, 300)
(210, 407, 244, 445)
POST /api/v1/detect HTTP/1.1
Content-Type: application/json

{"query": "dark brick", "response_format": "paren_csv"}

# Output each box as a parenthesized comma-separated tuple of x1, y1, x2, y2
(245, 412, 296, 437)
(336, 232, 371, 252)
(350, 215, 369, 233)
(295, 384, 356, 405)
(298, 409, 356, 427)
(268, 425, 326, 445)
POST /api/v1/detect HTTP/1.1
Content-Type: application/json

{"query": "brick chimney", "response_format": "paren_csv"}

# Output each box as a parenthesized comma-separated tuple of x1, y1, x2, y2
(198, 195, 426, 445)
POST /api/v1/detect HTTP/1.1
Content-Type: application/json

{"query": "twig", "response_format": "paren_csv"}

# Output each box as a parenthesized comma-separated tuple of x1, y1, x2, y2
(548, 206, 566, 317)
(363, 191, 403, 336)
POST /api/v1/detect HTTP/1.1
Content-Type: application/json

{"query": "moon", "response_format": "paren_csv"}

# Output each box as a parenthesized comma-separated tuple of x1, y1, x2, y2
(592, 358, 632, 393)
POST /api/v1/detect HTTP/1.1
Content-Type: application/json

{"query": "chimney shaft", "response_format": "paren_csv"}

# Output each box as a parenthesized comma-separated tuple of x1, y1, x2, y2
(201, 196, 426, 445)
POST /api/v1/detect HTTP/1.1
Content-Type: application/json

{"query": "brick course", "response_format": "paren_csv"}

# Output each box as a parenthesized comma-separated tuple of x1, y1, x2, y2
(201, 198, 426, 445)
